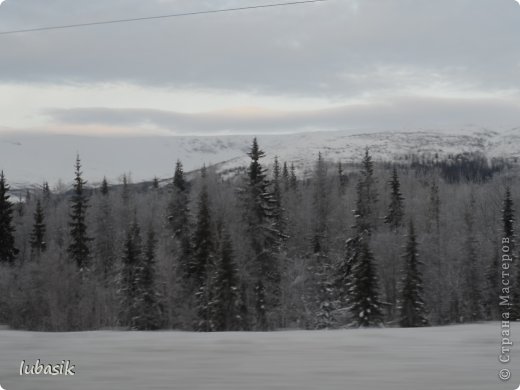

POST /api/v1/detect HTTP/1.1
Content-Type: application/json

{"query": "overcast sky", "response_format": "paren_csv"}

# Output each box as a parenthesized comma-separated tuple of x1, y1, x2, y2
(0, 0, 519, 136)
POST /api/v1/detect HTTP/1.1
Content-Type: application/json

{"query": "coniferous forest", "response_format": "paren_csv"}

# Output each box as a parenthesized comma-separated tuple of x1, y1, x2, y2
(0, 138, 518, 331)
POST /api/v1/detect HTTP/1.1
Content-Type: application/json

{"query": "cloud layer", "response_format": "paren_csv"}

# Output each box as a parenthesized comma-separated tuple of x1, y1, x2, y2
(0, 0, 519, 134)
(48, 96, 520, 135)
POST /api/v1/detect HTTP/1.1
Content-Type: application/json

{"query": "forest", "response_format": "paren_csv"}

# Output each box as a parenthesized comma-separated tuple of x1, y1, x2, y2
(0, 138, 518, 331)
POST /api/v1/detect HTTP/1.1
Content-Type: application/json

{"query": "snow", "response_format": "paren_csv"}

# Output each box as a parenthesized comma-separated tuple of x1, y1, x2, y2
(0, 323, 517, 389)
(1, 127, 520, 187)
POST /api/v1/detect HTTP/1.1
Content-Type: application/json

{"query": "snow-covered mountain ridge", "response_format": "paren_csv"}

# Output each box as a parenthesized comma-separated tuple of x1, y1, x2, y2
(0, 128, 519, 187)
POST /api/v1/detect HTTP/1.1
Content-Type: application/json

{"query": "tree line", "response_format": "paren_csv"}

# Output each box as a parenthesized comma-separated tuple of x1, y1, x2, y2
(0, 138, 518, 331)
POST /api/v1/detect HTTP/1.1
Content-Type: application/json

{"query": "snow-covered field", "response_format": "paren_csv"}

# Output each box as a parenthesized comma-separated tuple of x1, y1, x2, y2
(0, 323, 517, 390)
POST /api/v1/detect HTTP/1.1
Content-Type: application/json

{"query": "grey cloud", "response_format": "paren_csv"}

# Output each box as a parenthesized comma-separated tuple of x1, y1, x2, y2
(48, 97, 520, 134)
(1, 0, 519, 98)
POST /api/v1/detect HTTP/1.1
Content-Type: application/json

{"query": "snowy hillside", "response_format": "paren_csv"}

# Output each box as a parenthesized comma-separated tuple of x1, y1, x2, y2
(0, 127, 519, 187)
(0, 323, 515, 390)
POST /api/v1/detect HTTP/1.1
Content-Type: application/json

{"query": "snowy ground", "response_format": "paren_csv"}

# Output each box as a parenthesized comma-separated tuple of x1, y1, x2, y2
(0, 323, 518, 390)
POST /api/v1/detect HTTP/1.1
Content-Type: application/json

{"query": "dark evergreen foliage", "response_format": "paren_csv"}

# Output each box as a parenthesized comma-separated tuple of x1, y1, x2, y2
(167, 160, 192, 277)
(67, 156, 92, 269)
(399, 221, 428, 327)
(191, 185, 213, 285)
(30, 199, 47, 255)
(210, 230, 244, 331)
(410, 152, 507, 183)
(42, 181, 51, 201)
(347, 232, 383, 327)
(355, 148, 378, 234)
(242, 138, 281, 330)
(282, 161, 290, 191)
(289, 162, 298, 190)
(337, 153, 382, 327)
(133, 228, 162, 330)
(0, 171, 18, 264)
(312, 153, 329, 254)
(119, 219, 142, 328)
(100, 177, 109, 195)
(384, 166, 405, 230)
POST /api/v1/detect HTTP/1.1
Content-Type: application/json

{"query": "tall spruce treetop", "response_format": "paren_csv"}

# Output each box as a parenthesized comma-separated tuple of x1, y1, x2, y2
(272, 156, 285, 237)
(68, 155, 92, 269)
(399, 220, 428, 327)
(168, 160, 190, 236)
(282, 161, 290, 191)
(384, 166, 405, 231)
(0, 171, 18, 264)
(30, 199, 47, 255)
(355, 148, 378, 234)
(42, 181, 51, 202)
(121, 174, 130, 204)
(248, 138, 266, 186)
(167, 159, 192, 278)
(174, 160, 187, 192)
(100, 177, 109, 196)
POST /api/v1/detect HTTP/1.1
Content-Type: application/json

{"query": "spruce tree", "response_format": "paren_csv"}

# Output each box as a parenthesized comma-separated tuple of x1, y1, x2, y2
(384, 166, 405, 231)
(210, 230, 244, 331)
(282, 161, 290, 191)
(119, 219, 142, 328)
(30, 199, 47, 256)
(42, 181, 52, 207)
(242, 138, 281, 330)
(0, 171, 18, 264)
(336, 153, 382, 327)
(167, 160, 191, 277)
(42, 181, 51, 202)
(100, 177, 109, 196)
(133, 228, 162, 330)
(68, 155, 92, 269)
(399, 221, 428, 327)
(289, 163, 298, 190)
(272, 156, 285, 237)
(356, 148, 378, 234)
(94, 187, 117, 280)
(121, 174, 130, 205)
(347, 232, 383, 327)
